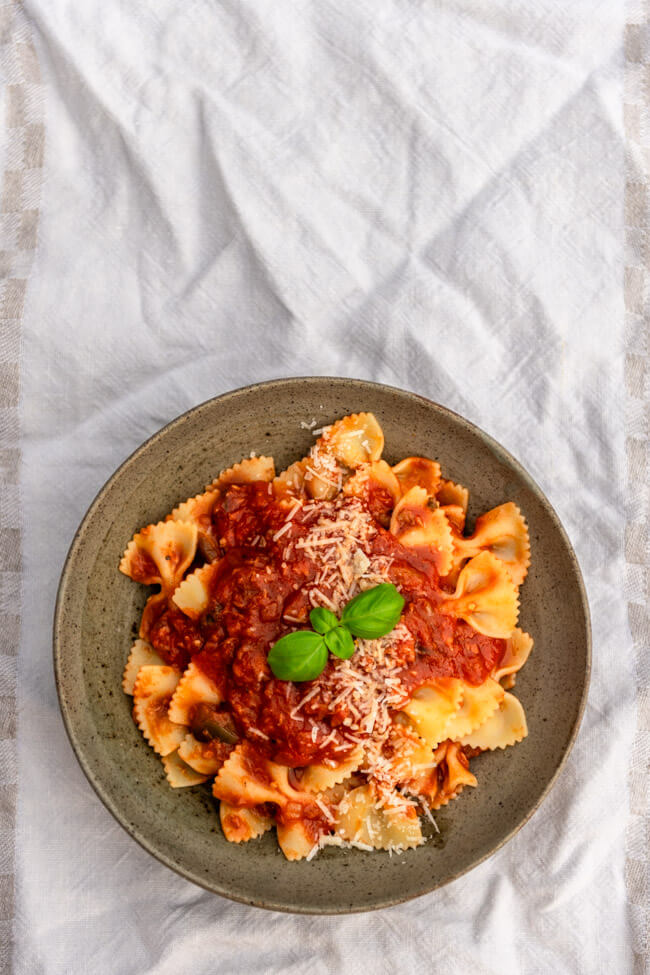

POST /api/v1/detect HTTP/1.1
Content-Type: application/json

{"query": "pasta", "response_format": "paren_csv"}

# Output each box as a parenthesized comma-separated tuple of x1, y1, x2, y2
(132, 665, 186, 756)
(119, 521, 198, 591)
(220, 802, 274, 843)
(119, 412, 533, 859)
(334, 784, 424, 850)
(168, 661, 221, 725)
(401, 680, 465, 748)
(177, 733, 232, 775)
(389, 487, 455, 574)
(440, 551, 520, 637)
(122, 639, 164, 694)
(451, 501, 531, 587)
(162, 751, 209, 788)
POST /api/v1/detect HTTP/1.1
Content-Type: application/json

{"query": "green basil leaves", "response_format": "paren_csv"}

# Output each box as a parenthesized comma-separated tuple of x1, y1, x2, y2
(267, 630, 328, 682)
(324, 626, 355, 660)
(267, 583, 404, 682)
(309, 607, 339, 634)
(340, 583, 405, 639)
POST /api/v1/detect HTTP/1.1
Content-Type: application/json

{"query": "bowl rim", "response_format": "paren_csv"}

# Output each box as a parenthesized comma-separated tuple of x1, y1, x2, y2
(53, 376, 592, 913)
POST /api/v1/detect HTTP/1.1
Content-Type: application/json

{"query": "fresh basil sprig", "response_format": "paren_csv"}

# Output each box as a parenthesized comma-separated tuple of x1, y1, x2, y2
(267, 630, 328, 681)
(324, 625, 355, 660)
(267, 583, 404, 682)
(309, 606, 339, 635)
(340, 583, 405, 639)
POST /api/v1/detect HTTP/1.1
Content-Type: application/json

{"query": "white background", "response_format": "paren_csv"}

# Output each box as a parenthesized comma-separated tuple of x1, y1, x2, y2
(16, 2, 632, 972)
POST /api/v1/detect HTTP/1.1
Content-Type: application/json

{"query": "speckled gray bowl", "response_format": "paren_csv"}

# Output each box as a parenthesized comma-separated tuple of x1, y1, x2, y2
(54, 377, 590, 914)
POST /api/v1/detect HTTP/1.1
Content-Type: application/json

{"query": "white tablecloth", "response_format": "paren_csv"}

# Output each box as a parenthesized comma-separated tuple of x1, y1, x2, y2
(7, 1, 637, 972)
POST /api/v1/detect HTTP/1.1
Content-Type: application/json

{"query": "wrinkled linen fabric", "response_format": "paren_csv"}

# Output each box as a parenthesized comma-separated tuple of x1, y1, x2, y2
(14, 1, 632, 973)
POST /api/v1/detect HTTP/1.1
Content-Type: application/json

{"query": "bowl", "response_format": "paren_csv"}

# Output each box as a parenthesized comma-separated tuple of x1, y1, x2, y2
(53, 377, 590, 913)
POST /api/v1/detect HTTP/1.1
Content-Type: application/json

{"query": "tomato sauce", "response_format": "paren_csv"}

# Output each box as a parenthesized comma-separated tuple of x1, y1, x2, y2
(144, 483, 505, 767)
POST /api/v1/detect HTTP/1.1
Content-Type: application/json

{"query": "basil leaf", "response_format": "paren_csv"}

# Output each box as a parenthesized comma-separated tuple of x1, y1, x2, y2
(324, 626, 355, 660)
(267, 630, 328, 681)
(340, 582, 405, 639)
(309, 606, 339, 635)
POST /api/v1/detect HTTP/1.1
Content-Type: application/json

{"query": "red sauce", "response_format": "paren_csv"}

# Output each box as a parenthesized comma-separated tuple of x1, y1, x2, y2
(365, 484, 395, 526)
(372, 531, 504, 689)
(144, 483, 505, 767)
(144, 601, 203, 671)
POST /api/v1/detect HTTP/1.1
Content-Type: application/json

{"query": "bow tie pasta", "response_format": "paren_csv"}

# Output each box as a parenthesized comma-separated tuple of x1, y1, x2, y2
(119, 412, 532, 860)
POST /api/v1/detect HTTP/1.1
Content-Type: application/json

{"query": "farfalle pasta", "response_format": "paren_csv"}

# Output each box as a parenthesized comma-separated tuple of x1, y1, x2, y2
(119, 412, 533, 859)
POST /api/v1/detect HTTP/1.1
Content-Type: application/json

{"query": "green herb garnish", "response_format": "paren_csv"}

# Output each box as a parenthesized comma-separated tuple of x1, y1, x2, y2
(267, 583, 404, 682)
(266, 630, 328, 682)
(324, 625, 355, 660)
(340, 583, 405, 639)
(309, 606, 339, 635)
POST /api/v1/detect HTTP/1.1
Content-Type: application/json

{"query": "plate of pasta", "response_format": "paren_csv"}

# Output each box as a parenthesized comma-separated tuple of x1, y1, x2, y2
(54, 377, 590, 913)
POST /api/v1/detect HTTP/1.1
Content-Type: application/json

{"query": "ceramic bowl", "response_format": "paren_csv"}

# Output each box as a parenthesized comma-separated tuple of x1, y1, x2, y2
(54, 377, 590, 913)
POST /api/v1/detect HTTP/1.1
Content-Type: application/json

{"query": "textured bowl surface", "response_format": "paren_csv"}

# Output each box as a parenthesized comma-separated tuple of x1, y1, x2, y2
(54, 377, 590, 914)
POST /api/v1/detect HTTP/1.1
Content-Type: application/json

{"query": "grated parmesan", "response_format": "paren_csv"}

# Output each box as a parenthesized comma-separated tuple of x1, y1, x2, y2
(272, 521, 293, 542)
(266, 493, 431, 835)
(314, 797, 334, 822)
(248, 727, 269, 740)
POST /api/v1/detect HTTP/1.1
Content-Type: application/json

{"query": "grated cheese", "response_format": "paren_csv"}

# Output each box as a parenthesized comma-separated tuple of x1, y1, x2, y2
(306, 843, 320, 861)
(309, 588, 337, 611)
(304, 464, 340, 489)
(419, 798, 440, 832)
(248, 727, 269, 740)
(265, 492, 433, 836)
(289, 684, 321, 718)
(296, 537, 341, 548)
(286, 498, 302, 519)
(272, 521, 293, 542)
(314, 797, 334, 822)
